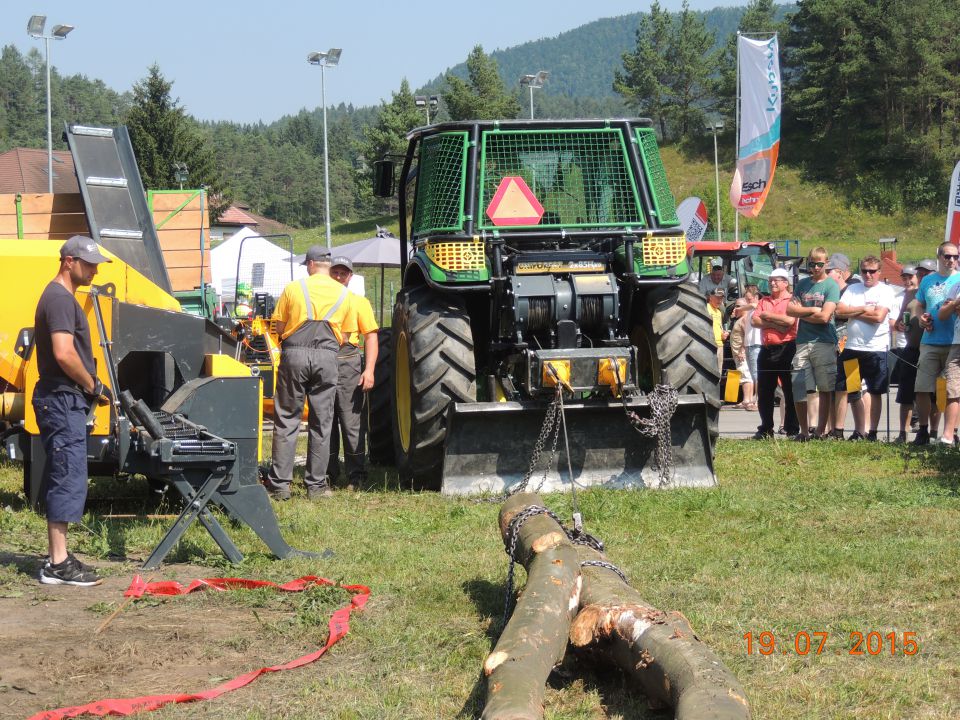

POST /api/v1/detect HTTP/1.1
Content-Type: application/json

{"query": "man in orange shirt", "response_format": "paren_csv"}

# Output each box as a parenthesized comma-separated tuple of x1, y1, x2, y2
(327, 256, 379, 487)
(751, 268, 800, 439)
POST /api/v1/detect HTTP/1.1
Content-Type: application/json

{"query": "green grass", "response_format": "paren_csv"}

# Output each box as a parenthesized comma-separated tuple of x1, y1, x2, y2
(1, 439, 959, 718)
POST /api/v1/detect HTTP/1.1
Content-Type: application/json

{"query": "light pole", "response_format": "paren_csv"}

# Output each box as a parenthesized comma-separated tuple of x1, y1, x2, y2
(307, 48, 342, 251)
(518, 71, 549, 119)
(28, 15, 74, 194)
(706, 120, 725, 241)
(414, 95, 439, 125)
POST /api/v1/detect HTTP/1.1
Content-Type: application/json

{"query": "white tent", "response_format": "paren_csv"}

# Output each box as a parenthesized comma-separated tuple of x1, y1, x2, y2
(210, 227, 303, 301)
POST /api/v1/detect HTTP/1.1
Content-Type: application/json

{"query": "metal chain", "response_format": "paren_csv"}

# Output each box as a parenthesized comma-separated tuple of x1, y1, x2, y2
(580, 559, 628, 584)
(623, 384, 679, 487)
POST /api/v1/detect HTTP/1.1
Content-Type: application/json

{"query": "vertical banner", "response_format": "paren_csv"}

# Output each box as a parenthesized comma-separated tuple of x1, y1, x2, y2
(946, 160, 960, 245)
(730, 35, 781, 218)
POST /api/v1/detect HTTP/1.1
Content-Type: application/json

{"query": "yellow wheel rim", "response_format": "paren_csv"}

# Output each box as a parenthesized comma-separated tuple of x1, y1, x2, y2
(396, 331, 411, 452)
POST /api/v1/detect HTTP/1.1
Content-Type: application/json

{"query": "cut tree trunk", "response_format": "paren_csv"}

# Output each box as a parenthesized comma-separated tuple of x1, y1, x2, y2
(570, 543, 751, 719)
(481, 492, 582, 720)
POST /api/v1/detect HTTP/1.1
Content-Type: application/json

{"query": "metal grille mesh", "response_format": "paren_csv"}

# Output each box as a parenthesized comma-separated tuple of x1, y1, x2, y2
(479, 129, 644, 229)
(635, 128, 679, 226)
(425, 237, 486, 272)
(412, 132, 468, 236)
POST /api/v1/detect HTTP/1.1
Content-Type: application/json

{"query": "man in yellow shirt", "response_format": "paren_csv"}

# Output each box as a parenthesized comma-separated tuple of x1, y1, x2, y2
(707, 286, 728, 374)
(327, 256, 379, 486)
(265, 246, 354, 500)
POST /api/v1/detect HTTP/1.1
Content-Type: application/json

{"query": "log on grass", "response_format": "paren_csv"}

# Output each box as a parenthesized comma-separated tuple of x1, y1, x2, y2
(482, 492, 582, 720)
(570, 544, 751, 719)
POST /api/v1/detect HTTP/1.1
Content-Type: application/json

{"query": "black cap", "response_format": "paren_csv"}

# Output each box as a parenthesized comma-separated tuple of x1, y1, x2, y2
(330, 255, 353, 272)
(302, 245, 330, 265)
(60, 235, 112, 264)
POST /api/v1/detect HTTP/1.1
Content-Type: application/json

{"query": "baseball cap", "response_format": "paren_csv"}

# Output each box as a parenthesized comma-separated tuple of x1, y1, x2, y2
(769, 268, 790, 280)
(710, 286, 726, 297)
(59, 235, 112, 264)
(301, 245, 330, 265)
(900, 265, 917, 276)
(330, 256, 354, 272)
(918, 259, 937, 273)
(825, 253, 850, 272)
(710, 258, 723, 268)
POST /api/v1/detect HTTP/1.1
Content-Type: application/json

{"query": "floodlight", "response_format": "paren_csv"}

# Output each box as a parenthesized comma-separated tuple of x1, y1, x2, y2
(27, 15, 45, 37)
(52, 24, 74, 38)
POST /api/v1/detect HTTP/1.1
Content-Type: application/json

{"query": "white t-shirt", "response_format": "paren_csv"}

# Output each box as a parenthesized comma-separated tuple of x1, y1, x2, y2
(946, 281, 960, 344)
(889, 295, 907, 349)
(744, 308, 762, 347)
(841, 282, 898, 351)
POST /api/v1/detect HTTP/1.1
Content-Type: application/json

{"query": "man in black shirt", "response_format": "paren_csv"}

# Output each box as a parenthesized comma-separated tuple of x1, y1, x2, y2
(33, 235, 112, 586)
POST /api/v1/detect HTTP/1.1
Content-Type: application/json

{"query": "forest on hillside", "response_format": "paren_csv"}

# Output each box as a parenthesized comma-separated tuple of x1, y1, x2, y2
(1, 0, 958, 228)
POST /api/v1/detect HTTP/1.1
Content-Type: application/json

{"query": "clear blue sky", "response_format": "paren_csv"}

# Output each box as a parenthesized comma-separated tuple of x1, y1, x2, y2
(3, 0, 728, 124)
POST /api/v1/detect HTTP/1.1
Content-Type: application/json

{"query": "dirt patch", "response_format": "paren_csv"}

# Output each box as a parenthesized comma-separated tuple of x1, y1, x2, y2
(0, 552, 333, 719)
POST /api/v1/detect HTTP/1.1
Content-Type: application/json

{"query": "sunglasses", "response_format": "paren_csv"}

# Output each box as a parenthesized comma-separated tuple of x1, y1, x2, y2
(861, 268, 880, 275)
(942, 254, 959, 260)
(807, 261, 826, 268)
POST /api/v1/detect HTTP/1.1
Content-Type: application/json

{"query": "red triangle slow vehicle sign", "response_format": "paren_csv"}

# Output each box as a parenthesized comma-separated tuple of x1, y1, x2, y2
(486, 176, 545, 226)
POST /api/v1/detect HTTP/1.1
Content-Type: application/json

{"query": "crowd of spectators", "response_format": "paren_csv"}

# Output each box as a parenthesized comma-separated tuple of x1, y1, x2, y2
(703, 243, 960, 444)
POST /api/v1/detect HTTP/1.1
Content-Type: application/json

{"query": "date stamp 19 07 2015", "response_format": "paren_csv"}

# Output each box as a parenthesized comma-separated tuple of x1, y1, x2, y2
(743, 631, 920, 656)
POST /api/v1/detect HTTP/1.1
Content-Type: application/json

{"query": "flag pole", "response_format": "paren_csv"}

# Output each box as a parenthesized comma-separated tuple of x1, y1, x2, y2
(734, 31, 741, 242)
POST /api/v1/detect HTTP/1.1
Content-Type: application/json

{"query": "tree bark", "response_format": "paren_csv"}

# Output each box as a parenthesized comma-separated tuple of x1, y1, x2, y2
(481, 492, 582, 720)
(570, 543, 751, 719)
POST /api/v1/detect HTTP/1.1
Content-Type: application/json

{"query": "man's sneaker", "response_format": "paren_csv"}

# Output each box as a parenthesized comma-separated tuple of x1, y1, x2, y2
(263, 476, 291, 500)
(912, 427, 930, 446)
(307, 484, 334, 500)
(894, 432, 907, 444)
(39, 554, 103, 587)
(865, 431, 878, 442)
(848, 431, 866, 441)
(752, 429, 774, 440)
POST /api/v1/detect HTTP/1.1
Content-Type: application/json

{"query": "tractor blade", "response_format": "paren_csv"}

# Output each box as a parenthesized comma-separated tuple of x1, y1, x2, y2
(441, 395, 715, 495)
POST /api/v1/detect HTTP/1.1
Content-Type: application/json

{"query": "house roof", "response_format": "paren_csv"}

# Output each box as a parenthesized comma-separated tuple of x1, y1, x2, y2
(216, 203, 292, 237)
(0, 148, 79, 194)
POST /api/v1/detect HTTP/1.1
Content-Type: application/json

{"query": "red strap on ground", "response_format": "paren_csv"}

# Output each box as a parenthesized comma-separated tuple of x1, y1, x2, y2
(28, 574, 370, 720)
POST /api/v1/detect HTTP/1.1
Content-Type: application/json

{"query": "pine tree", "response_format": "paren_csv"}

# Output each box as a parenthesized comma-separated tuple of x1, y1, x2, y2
(666, 0, 721, 139)
(125, 65, 229, 218)
(442, 46, 521, 121)
(613, 1, 673, 139)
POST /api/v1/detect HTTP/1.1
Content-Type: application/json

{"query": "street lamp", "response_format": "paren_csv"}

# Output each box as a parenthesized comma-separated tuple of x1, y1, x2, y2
(705, 120, 725, 241)
(173, 162, 189, 190)
(414, 95, 439, 125)
(307, 47, 342, 251)
(518, 70, 548, 120)
(28, 15, 75, 194)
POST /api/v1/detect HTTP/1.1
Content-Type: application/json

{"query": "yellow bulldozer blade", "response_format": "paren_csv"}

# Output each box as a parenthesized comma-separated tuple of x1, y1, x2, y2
(441, 395, 715, 495)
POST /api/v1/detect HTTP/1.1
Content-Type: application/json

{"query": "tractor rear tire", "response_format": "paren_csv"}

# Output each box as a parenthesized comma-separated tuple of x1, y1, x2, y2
(633, 282, 721, 449)
(392, 286, 477, 489)
(366, 327, 394, 466)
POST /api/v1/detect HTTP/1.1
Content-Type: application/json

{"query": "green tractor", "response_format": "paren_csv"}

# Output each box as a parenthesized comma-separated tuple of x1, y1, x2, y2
(371, 119, 720, 494)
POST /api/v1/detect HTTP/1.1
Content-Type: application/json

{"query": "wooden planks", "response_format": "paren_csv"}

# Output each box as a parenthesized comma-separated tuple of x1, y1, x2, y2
(0, 192, 90, 239)
(150, 191, 210, 292)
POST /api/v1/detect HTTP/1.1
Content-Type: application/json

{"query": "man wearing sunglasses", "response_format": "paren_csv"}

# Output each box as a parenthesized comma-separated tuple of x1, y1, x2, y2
(834, 256, 898, 440)
(787, 247, 841, 440)
(912, 242, 960, 445)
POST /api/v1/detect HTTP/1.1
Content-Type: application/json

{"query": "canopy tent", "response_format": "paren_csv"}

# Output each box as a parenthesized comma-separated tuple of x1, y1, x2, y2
(328, 228, 408, 321)
(210, 227, 301, 301)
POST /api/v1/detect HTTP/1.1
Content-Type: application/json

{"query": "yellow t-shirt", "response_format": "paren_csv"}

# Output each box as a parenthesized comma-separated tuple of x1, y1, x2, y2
(707, 303, 723, 347)
(341, 293, 379, 347)
(272, 274, 353, 344)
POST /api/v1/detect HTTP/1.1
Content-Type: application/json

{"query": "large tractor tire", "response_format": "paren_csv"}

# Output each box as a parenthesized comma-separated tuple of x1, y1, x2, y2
(366, 327, 394, 466)
(392, 286, 477, 488)
(632, 282, 722, 448)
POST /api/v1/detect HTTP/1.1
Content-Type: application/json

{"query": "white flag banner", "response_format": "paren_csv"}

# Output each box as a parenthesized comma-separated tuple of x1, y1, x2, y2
(730, 35, 781, 218)
(677, 197, 709, 243)
(946, 160, 960, 245)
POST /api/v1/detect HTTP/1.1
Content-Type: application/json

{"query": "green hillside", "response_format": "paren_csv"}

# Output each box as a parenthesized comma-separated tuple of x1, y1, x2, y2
(662, 148, 943, 264)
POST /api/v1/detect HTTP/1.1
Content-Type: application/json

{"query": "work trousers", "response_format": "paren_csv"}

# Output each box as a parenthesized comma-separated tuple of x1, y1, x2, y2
(757, 341, 801, 435)
(268, 346, 338, 490)
(32, 390, 91, 523)
(328, 351, 366, 483)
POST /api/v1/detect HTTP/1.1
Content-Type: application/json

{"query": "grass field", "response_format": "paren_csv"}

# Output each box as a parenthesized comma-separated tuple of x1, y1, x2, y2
(1, 439, 958, 719)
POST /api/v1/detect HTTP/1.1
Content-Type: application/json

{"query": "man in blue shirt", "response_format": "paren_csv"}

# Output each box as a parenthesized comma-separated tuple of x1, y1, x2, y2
(787, 247, 840, 441)
(913, 242, 960, 445)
